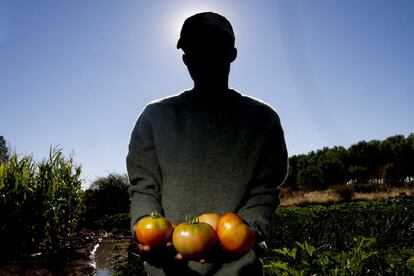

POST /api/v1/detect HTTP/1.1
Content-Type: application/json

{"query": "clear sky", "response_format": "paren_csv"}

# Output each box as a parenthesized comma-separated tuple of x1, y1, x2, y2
(1, 1, 413, 189)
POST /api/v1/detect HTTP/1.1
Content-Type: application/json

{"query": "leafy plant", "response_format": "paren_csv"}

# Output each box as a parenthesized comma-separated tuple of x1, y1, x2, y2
(264, 237, 413, 275)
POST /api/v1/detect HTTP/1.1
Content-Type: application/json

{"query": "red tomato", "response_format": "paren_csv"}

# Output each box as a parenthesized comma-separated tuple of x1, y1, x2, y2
(216, 213, 256, 255)
(172, 218, 217, 259)
(197, 213, 221, 231)
(134, 211, 173, 247)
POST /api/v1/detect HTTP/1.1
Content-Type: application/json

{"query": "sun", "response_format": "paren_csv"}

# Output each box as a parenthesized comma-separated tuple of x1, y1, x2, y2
(165, 3, 228, 47)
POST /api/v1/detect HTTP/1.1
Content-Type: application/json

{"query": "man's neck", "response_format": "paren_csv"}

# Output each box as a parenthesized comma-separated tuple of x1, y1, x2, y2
(193, 83, 229, 95)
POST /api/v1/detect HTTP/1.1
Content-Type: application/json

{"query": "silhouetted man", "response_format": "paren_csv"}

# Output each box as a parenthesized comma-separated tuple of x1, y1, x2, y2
(127, 11, 288, 275)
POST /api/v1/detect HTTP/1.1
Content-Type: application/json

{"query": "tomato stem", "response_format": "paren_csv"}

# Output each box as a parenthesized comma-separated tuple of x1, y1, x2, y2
(185, 213, 200, 224)
(151, 210, 161, 219)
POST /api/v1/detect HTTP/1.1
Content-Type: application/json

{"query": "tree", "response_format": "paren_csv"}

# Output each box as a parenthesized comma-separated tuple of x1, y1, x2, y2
(82, 173, 130, 230)
(381, 135, 405, 165)
(381, 135, 413, 184)
(405, 134, 414, 182)
(0, 136, 9, 164)
(318, 146, 348, 186)
(383, 163, 404, 186)
(285, 155, 299, 190)
(296, 152, 325, 190)
(348, 140, 382, 183)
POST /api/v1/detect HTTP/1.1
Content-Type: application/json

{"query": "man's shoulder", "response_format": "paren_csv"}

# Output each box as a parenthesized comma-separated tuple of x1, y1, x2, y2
(237, 92, 273, 109)
(139, 90, 190, 117)
(235, 91, 281, 121)
(147, 90, 190, 106)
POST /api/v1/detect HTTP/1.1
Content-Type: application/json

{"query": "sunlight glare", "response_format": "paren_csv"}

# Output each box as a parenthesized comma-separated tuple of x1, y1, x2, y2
(165, 2, 228, 48)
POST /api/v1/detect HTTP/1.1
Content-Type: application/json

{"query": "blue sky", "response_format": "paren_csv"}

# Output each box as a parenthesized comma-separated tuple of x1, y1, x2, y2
(1, 1, 413, 189)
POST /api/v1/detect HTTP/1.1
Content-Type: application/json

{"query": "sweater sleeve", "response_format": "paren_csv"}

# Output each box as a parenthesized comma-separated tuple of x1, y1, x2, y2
(126, 105, 163, 233)
(237, 117, 288, 241)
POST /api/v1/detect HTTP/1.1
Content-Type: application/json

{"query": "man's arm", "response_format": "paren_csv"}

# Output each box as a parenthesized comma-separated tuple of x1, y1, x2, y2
(127, 105, 163, 233)
(237, 117, 288, 241)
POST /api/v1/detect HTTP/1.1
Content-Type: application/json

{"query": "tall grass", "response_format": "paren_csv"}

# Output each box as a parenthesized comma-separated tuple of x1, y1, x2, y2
(280, 185, 414, 207)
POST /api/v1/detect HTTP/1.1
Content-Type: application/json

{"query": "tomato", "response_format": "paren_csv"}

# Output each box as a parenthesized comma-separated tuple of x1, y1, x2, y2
(197, 213, 221, 231)
(172, 216, 217, 259)
(134, 211, 173, 247)
(216, 213, 256, 255)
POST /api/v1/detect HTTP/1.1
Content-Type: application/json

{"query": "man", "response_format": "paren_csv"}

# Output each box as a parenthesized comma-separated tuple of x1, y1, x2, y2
(127, 11, 288, 275)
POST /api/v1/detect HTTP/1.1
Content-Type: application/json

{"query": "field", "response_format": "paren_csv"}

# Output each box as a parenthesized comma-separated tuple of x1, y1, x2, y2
(1, 149, 413, 274)
(264, 192, 414, 275)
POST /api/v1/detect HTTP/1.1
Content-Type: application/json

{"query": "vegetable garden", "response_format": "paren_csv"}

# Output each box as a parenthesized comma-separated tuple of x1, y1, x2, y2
(264, 197, 414, 275)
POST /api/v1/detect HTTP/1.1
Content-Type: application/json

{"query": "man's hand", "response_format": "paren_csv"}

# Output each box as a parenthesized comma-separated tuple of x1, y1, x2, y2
(137, 241, 211, 264)
(137, 241, 174, 255)
(136, 240, 185, 268)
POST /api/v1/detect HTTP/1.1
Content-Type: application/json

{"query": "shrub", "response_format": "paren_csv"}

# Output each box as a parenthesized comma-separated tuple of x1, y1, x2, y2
(0, 148, 83, 257)
(331, 185, 354, 202)
(94, 213, 130, 232)
(81, 173, 130, 230)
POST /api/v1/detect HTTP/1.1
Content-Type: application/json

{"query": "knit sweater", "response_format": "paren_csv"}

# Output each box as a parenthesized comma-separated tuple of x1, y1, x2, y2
(126, 88, 288, 275)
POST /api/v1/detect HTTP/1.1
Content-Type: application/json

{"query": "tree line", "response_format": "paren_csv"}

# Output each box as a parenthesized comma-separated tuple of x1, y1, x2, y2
(285, 134, 414, 190)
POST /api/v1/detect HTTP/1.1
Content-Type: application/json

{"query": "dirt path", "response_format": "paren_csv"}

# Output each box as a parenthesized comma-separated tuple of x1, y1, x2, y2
(0, 230, 133, 276)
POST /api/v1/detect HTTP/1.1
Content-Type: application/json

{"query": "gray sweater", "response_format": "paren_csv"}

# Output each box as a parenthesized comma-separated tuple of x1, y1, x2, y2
(127, 88, 288, 275)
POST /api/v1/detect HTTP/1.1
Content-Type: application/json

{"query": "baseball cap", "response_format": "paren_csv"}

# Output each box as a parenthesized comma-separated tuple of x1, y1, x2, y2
(177, 12, 235, 49)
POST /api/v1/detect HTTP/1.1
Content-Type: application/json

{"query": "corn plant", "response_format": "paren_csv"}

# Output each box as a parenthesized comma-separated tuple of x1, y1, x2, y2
(0, 148, 83, 257)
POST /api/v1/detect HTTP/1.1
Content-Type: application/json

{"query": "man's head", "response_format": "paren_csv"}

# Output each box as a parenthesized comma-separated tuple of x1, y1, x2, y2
(177, 12, 235, 50)
(177, 12, 237, 89)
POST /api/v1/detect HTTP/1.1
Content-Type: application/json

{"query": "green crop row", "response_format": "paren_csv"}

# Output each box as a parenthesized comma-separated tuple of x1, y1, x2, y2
(270, 196, 414, 250)
(263, 197, 414, 275)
